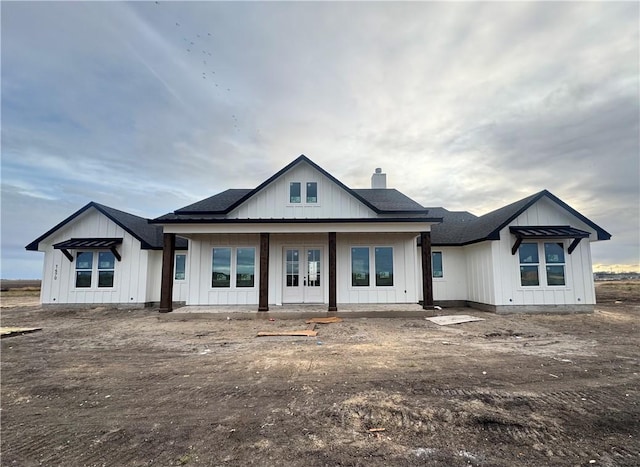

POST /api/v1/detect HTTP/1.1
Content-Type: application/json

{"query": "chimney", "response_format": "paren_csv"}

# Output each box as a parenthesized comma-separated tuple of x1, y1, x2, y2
(371, 168, 387, 189)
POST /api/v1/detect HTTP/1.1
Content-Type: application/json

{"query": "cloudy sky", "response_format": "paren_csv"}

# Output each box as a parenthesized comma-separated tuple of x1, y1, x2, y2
(2, 1, 638, 278)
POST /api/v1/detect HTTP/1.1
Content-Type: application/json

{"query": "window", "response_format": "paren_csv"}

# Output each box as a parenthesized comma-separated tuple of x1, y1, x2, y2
(290, 182, 301, 203)
(236, 248, 255, 287)
(212, 248, 231, 287)
(75, 251, 115, 288)
(351, 246, 394, 287)
(375, 247, 394, 286)
(212, 247, 256, 288)
(519, 243, 540, 286)
(351, 247, 370, 287)
(97, 252, 115, 287)
(518, 242, 567, 287)
(175, 254, 186, 281)
(75, 252, 93, 288)
(432, 251, 443, 278)
(544, 242, 565, 286)
(306, 182, 318, 203)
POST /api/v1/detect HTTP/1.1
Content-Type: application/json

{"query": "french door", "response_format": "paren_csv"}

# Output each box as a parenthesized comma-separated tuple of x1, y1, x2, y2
(282, 247, 323, 303)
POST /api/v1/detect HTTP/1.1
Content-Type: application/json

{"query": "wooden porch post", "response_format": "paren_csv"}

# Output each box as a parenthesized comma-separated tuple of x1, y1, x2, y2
(159, 233, 176, 313)
(421, 231, 434, 309)
(328, 232, 337, 313)
(258, 232, 269, 311)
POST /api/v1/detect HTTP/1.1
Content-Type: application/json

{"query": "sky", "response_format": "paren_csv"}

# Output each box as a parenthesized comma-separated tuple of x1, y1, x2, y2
(2, 1, 639, 279)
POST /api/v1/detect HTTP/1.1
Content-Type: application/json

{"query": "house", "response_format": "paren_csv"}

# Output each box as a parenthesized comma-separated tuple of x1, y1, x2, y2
(26, 155, 611, 313)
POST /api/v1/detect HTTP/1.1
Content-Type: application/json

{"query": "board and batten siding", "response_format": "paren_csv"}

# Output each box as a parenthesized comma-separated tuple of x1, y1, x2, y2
(186, 234, 260, 306)
(228, 162, 376, 219)
(336, 233, 419, 305)
(417, 246, 468, 302)
(463, 242, 496, 306)
(38, 209, 150, 305)
(492, 197, 597, 307)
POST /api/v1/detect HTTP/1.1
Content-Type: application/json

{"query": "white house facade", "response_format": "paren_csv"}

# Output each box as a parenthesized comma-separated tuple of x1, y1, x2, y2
(27, 155, 610, 313)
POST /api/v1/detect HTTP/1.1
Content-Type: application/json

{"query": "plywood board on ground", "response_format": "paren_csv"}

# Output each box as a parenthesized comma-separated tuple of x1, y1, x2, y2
(257, 330, 318, 337)
(426, 315, 485, 326)
(0, 327, 42, 337)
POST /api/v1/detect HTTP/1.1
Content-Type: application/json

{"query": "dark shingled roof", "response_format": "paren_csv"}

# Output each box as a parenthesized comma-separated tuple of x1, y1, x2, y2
(154, 155, 431, 222)
(175, 189, 253, 214)
(429, 190, 611, 246)
(26, 202, 187, 251)
(352, 189, 427, 212)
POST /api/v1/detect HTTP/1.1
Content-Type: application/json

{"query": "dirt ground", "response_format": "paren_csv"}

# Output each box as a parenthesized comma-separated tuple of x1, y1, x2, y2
(1, 283, 639, 466)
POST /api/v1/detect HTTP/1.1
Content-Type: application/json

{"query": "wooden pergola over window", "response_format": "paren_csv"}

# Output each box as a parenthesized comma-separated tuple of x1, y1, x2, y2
(509, 226, 590, 255)
(53, 238, 123, 262)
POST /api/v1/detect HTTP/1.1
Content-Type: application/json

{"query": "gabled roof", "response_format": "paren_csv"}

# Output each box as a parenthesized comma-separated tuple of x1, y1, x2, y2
(26, 202, 188, 251)
(430, 189, 611, 246)
(154, 155, 430, 222)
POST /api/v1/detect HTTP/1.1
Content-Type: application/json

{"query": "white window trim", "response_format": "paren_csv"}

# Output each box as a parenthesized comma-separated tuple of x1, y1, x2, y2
(210, 246, 257, 290)
(287, 180, 321, 206)
(349, 245, 396, 289)
(517, 241, 569, 289)
(73, 250, 116, 290)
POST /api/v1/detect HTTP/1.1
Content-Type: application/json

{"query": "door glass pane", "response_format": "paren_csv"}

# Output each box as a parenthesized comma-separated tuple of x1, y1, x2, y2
(212, 248, 231, 287)
(307, 249, 321, 287)
(375, 247, 393, 286)
(286, 249, 299, 287)
(236, 248, 255, 287)
(351, 247, 369, 287)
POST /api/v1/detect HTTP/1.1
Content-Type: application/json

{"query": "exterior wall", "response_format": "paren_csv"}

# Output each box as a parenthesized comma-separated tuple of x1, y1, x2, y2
(417, 246, 468, 302)
(186, 234, 260, 305)
(38, 209, 150, 305)
(229, 161, 377, 219)
(492, 197, 597, 307)
(463, 242, 496, 306)
(336, 233, 419, 305)
(185, 231, 419, 306)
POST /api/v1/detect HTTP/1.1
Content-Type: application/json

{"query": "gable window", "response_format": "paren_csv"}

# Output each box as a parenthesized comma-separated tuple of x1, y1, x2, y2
(290, 182, 301, 203)
(75, 251, 115, 288)
(212, 247, 256, 288)
(351, 246, 394, 287)
(174, 253, 187, 281)
(432, 251, 443, 278)
(544, 243, 565, 286)
(306, 182, 318, 203)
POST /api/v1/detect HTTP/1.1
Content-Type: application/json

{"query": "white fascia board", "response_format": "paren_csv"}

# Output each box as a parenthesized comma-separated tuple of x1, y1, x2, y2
(161, 221, 436, 235)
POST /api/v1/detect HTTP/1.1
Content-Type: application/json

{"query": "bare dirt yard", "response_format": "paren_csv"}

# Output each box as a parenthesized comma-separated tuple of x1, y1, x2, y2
(1, 282, 639, 466)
